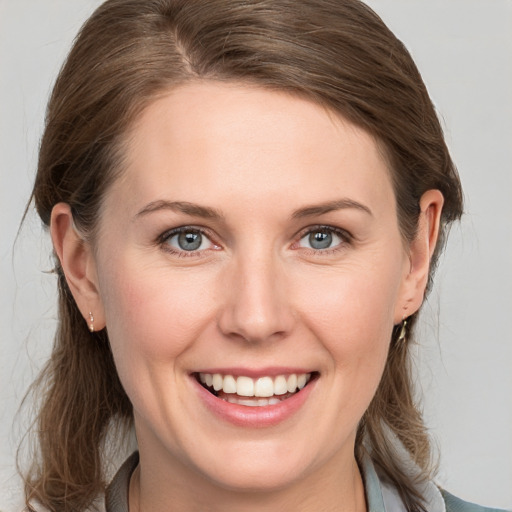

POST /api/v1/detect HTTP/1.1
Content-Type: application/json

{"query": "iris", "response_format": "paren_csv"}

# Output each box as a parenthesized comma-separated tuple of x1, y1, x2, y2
(309, 230, 333, 250)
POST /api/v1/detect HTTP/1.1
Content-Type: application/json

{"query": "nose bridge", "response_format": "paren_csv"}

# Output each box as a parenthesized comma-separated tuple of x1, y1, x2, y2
(218, 244, 293, 343)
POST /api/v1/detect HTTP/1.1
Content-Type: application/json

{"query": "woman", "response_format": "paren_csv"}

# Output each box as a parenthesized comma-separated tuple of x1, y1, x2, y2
(21, 0, 506, 511)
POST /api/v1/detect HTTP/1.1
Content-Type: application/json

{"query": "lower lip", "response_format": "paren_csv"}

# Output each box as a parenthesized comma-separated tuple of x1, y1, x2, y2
(191, 375, 317, 428)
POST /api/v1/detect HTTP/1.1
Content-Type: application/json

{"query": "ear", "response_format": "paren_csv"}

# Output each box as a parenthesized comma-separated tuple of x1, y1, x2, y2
(50, 203, 106, 331)
(394, 189, 444, 322)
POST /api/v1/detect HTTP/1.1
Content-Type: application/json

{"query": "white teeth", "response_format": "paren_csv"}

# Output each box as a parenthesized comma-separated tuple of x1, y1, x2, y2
(236, 376, 254, 397)
(274, 375, 288, 395)
(224, 396, 287, 407)
(237, 398, 260, 407)
(223, 375, 237, 394)
(212, 373, 223, 391)
(254, 376, 274, 397)
(286, 374, 297, 393)
(198, 372, 313, 399)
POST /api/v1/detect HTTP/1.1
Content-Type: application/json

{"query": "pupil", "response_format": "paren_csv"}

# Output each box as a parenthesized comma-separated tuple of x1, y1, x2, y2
(309, 231, 332, 250)
(178, 231, 202, 251)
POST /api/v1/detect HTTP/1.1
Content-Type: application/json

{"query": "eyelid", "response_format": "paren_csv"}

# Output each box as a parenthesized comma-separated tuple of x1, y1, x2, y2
(296, 224, 352, 241)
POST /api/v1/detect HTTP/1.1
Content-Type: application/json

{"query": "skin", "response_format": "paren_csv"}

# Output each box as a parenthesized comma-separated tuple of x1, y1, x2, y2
(51, 82, 443, 511)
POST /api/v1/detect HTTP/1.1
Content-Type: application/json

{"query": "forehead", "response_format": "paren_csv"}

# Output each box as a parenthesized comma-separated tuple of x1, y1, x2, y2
(109, 81, 395, 219)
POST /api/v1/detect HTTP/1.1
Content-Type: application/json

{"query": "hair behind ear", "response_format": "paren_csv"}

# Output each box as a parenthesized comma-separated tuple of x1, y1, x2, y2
(24, 270, 132, 511)
(357, 320, 433, 512)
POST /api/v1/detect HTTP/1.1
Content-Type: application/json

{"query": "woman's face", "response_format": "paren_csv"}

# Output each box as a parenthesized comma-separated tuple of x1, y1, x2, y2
(90, 82, 420, 492)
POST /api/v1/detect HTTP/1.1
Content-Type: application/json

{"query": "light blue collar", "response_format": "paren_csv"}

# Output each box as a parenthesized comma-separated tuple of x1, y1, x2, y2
(360, 453, 446, 512)
(360, 454, 389, 512)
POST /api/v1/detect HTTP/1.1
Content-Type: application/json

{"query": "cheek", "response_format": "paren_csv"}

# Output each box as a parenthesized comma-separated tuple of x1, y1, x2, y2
(297, 262, 401, 344)
(294, 258, 402, 397)
(97, 256, 215, 370)
(97, 258, 221, 424)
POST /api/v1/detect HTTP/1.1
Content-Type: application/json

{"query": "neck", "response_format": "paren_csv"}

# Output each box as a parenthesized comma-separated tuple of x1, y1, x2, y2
(129, 451, 367, 512)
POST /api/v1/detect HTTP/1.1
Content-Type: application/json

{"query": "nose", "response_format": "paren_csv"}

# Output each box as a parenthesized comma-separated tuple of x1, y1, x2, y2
(217, 251, 295, 344)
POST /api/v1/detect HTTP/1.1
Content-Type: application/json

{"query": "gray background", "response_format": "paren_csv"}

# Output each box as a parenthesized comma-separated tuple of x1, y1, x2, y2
(1, 0, 511, 510)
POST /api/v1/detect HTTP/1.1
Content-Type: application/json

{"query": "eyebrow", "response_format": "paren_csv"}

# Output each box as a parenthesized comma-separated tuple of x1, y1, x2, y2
(134, 197, 372, 221)
(292, 198, 373, 219)
(134, 200, 224, 220)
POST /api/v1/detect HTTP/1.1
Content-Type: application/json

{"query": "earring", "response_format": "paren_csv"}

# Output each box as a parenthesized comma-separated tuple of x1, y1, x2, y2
(88, 312, 94, 333)
(396, 320, 407, 344)
(397, 318, 408, 344)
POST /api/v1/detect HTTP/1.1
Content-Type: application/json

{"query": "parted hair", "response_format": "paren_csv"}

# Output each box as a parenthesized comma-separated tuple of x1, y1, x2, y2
(25, 1, 463, 510)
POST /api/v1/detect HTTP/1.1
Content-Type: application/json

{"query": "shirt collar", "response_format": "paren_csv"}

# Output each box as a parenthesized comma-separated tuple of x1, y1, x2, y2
(105, 451, 445, 512)
(360, 454, 390, 512)
(360, 451, 446, 512)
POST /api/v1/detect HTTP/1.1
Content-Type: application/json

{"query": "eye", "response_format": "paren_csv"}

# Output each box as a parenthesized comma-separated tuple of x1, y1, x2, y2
(162, 227, 217, 254)
(297, 227, 348, 251)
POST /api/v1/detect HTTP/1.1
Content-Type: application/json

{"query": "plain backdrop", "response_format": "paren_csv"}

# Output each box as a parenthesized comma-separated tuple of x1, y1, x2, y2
(1, 1, 511, 510)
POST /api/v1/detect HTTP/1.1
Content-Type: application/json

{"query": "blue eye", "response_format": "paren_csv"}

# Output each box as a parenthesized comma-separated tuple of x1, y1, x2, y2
(164, 228, 214, 252)
(298, 228, 345, 251)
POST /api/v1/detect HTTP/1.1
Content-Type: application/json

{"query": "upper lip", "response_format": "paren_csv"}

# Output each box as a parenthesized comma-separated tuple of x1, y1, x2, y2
(192, 367, 316, 378)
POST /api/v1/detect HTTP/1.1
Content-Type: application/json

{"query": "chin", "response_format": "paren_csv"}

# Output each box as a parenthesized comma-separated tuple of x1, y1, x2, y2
(184, 435, 332, 495)
(202, 459, 308, 494)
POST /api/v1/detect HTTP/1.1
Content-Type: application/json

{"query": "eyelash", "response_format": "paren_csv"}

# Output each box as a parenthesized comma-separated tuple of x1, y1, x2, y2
(158, 226, 220, 258)
(294, 225, 353, 255)
(157, 225, 352, 257)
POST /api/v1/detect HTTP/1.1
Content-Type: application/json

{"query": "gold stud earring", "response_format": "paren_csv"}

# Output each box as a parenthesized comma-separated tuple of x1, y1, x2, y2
(88, 312, 94, 333)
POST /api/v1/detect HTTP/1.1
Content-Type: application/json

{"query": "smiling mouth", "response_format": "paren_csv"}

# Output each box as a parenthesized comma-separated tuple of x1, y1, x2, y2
(195, 372, 317, 407)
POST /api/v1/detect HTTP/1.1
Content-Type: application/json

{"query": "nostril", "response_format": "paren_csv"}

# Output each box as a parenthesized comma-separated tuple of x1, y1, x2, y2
(216, 271, 295, 345)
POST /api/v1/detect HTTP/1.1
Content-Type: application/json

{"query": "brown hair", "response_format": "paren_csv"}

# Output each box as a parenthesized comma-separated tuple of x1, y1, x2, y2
(25, 0, 463, 510)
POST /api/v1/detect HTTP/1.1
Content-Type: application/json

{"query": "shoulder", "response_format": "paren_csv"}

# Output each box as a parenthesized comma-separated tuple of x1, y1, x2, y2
(105, 451, 139, 512)
(441, 489, 510, 512)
